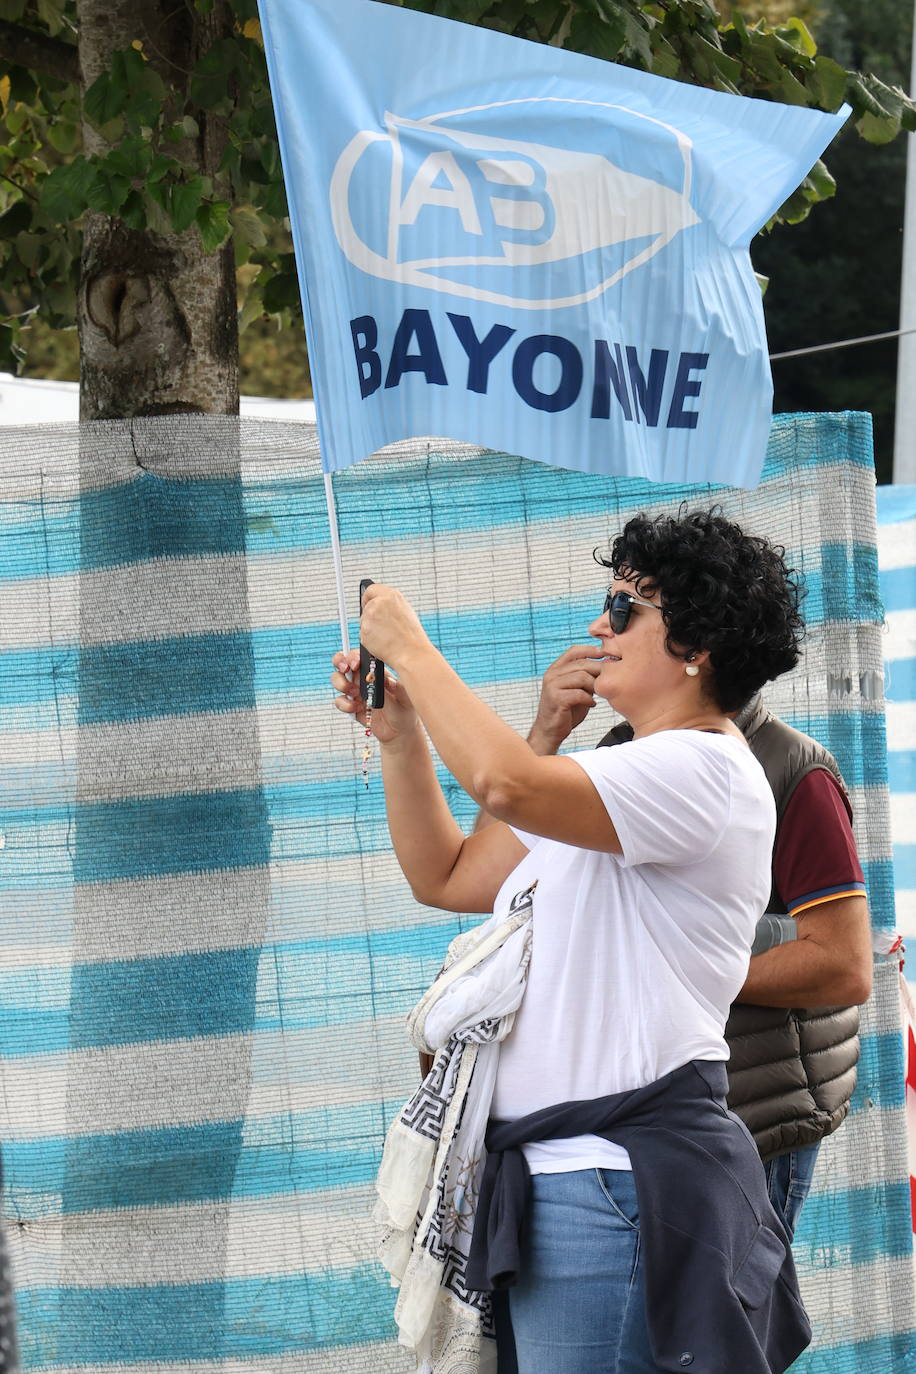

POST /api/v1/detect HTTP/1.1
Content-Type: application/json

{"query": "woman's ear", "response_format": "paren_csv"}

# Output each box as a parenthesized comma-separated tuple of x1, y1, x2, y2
(685, 648, 711, 667)
(684, 648, 711, 679)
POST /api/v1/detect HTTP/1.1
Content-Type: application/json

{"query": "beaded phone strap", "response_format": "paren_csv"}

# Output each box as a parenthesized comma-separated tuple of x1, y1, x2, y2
(362, 657, 377, 787)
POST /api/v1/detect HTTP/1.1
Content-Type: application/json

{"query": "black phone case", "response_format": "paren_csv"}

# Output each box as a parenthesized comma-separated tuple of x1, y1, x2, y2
(359, 579, 385, 708)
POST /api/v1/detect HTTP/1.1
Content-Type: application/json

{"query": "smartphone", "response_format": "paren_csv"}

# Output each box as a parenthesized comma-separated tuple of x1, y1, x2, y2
(359, 579, 385, 709)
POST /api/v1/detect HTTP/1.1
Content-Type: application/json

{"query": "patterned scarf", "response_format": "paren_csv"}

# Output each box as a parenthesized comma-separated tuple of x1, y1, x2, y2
(373, 884, 535, 1374)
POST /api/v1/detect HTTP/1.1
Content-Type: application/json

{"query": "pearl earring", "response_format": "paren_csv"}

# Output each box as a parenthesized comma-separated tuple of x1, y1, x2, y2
(685, 656, 699, 677)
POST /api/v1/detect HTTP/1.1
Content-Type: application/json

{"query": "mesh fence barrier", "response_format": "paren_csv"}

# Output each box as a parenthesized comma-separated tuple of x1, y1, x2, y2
(0, 411, 911, 1372)
(876, 486, 916, 996)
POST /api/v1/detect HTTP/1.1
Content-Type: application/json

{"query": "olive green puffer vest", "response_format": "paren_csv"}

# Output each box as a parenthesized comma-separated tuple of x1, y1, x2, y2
(599, 697, 860, 1162)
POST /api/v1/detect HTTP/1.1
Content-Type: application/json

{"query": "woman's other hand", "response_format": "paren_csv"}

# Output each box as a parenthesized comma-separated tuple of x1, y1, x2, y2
(330, 649, 418, 745)
(528, 645, 605, 754)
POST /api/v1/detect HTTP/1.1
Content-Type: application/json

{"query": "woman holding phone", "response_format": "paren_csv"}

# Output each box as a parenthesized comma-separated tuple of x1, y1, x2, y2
(331, 508, 808, 1374)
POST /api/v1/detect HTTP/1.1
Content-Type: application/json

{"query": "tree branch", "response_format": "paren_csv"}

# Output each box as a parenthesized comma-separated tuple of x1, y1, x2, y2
(0, 19, 80, 84)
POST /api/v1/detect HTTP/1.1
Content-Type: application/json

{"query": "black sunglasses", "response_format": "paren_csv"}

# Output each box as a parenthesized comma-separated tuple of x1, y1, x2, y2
(602, 589, 663, 634)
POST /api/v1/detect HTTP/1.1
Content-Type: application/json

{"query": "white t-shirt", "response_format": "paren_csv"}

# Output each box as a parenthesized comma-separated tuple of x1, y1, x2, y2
(490, 729, 775, 1173)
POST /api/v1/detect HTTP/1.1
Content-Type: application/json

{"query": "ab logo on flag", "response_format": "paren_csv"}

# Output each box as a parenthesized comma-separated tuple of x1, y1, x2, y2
(331, 101, 699, 310)
(258, 0, 849, 484)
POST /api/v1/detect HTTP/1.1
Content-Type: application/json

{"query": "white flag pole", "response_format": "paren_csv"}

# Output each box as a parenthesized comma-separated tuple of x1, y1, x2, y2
(323, 471, 350, 654)
(893, 0, 916, 483)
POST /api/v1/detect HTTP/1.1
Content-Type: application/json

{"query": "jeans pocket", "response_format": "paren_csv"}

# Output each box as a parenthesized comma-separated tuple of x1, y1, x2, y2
(594, 1169, 640, 1231)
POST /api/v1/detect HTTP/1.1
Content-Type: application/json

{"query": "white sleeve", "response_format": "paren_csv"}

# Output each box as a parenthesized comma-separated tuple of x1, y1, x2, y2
(569, 735, 733, 868)
(508, 825, 538, 850)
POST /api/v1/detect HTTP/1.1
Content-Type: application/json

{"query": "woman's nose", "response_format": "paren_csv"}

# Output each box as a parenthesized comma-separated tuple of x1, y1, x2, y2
(588, 612, 610, 638)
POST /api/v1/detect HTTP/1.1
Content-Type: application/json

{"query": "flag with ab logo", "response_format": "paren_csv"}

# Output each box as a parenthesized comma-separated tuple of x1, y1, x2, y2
(258, 0, 848, 487)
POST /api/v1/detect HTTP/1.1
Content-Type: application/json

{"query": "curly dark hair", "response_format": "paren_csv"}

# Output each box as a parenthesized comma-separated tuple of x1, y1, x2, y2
(596, 507, 804, 713)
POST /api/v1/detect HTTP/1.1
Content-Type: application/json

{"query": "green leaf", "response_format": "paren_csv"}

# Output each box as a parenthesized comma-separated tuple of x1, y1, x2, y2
(566, 10, 626, 64)
(805, 158, 836, 202)
(106, 49, 167, 129)
(105, 134, 151, 178)
(847, 73, 913, 143)
(242, 150, 271, 185)
(191, 40, 240, 114)
(773, 161, 834, 225)
(82, 49, 166, 134)
(622, 14, 653, 67)
(231, 203, 267, 248)
(3, 105, 26, 136)
(43, 279, 76, 319)
(39, 156, 96, 221)
(857, 110, 900, 144)
(262, 269, 300, 314)
(650, 42, 680, 81)
(84, 71, 128, 129)
(776, 67, 813, 108)
(774, 18, 816, 59)
(846, 72, 900, 121)
(147, 153, 179, 184)
(260, 140, 283, 182)
(774, 184, 813, 224)
(754, 271, 769, 295)
(14, 229, 41, 269)
(86, 167, 130, 215)
(810, 56, 847, 113)
(745, 31, 788, 85)
(698, 36, 742, 87)
(119, 189, 147, 231)
(238, 281, 264, 331)
(731, 10, 748, 42)
(111, 47, 147, 87)
(46, 119, 80, 155)
(196, 199, 231, 253)
(169, 176, 205, 233)
(96, 116, 125, 144)
(259, 177, 287, 219)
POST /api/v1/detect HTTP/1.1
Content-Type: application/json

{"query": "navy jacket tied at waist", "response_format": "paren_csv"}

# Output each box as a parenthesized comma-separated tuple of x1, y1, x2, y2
(466, 1059, 811, 1374)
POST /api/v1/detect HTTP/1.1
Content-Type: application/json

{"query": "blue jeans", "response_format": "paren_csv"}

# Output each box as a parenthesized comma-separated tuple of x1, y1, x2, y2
(763, 1142, 819, 1239)
(495, 1168, 658, 1374)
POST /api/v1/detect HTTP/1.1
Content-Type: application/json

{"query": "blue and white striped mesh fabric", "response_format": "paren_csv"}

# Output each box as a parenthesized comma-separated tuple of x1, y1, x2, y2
(0, 412, 911, 1371)
(876, 485, 916, 1005)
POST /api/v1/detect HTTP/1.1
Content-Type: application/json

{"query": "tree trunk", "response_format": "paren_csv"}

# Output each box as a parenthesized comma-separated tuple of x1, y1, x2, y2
(65, 12, 269, 1361)
(76, 0, 239, 420)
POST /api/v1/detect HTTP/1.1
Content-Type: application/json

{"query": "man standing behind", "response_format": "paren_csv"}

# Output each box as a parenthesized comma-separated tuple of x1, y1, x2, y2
(486, 643, 873, 1235)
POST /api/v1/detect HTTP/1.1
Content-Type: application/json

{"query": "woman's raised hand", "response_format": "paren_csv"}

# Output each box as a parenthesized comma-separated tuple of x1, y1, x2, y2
(358, 582, 430, 666)
(330, 648, 417, 744)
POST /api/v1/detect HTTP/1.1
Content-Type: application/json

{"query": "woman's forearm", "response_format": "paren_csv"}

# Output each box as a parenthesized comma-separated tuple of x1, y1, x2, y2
(379, 722, 468, 903)
(395, 641, 538, 816)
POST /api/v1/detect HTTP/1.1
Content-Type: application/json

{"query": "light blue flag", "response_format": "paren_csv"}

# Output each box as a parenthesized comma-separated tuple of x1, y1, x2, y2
(258, 0, 848, 486)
